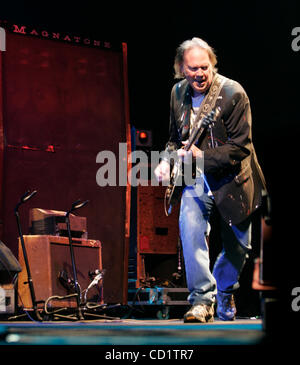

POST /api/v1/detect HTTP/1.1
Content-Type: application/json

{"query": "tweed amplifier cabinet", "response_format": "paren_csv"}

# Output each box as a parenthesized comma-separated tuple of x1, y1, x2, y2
(18, 235, 102, 309)
(29, 208, 88, 239)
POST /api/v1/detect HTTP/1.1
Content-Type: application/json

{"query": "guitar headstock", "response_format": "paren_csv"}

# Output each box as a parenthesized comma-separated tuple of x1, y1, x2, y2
(202, 106, 221, 128)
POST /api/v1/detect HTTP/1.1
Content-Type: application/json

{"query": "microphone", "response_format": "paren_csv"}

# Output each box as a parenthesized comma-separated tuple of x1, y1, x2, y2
(88, 269, 106, 277)
(21, 190, 37, 203)
(58, 270, 75, 291)
(86, 269, 106, 291)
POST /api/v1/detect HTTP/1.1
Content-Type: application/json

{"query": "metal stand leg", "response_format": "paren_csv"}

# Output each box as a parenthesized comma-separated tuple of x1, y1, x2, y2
(14, 190, 43, 321)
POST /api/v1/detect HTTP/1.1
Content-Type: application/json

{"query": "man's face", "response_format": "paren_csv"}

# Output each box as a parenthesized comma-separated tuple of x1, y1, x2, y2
(181, 47, 214, 95)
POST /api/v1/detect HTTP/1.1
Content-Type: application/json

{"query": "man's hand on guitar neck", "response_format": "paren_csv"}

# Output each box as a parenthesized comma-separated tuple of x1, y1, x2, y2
(155, 142, 204, 183)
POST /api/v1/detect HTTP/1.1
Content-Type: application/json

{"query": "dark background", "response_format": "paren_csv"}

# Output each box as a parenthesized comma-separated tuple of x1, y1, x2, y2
(2, 0, 298, 199)
(2, 1, 299, 168)
(2, 0, 300, 324)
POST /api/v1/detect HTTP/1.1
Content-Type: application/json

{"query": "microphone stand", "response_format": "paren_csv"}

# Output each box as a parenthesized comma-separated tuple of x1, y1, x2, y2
(64, 200, 118, 321)
(14, 190, 43, 321)
(65, 199, 89, 320)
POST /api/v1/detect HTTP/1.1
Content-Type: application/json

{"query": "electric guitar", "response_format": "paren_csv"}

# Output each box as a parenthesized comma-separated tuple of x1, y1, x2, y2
(164, 107, 221, 216)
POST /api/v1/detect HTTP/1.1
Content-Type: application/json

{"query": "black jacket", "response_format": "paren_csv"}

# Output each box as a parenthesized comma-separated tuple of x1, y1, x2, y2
(164, 74, 266, 225)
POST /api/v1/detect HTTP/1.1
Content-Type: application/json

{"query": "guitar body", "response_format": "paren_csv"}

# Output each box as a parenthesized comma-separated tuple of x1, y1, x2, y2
(164, 161, 184, 216)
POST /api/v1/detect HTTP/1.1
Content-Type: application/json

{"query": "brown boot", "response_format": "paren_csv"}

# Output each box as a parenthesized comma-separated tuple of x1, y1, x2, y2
(184, 303, 214, 323)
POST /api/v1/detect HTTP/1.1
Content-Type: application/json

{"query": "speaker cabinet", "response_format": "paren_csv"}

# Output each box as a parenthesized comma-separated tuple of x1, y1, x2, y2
(137, 185, 180, 254)
(18, 235, 102, 309)
(137, 185, 181, 286)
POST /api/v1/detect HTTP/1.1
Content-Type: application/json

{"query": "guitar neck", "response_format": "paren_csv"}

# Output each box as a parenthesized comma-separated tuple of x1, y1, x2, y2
(183, 107, 219, 152)
(184, 125, 206, 151)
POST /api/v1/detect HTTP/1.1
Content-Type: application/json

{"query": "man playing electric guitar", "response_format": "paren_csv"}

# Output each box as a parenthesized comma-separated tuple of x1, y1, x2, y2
(155, 37, 266, 323)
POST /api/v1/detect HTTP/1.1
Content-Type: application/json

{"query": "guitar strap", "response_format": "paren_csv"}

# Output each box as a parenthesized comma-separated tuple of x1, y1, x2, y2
(191, 73, 227, 131)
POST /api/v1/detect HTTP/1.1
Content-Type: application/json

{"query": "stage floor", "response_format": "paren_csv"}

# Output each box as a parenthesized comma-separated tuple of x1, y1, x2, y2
(0, 317, 264, 346)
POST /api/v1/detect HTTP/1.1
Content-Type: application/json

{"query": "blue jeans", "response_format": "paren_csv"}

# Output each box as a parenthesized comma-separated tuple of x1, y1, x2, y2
(179, 179, 252, 306)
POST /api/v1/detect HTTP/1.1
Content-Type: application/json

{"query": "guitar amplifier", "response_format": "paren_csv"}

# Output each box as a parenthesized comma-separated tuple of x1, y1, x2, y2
(136, 185, 181, 287)
(137, 185, 179, 254)
(18, 235, 103, 309)
(29, 208, 87, 238)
